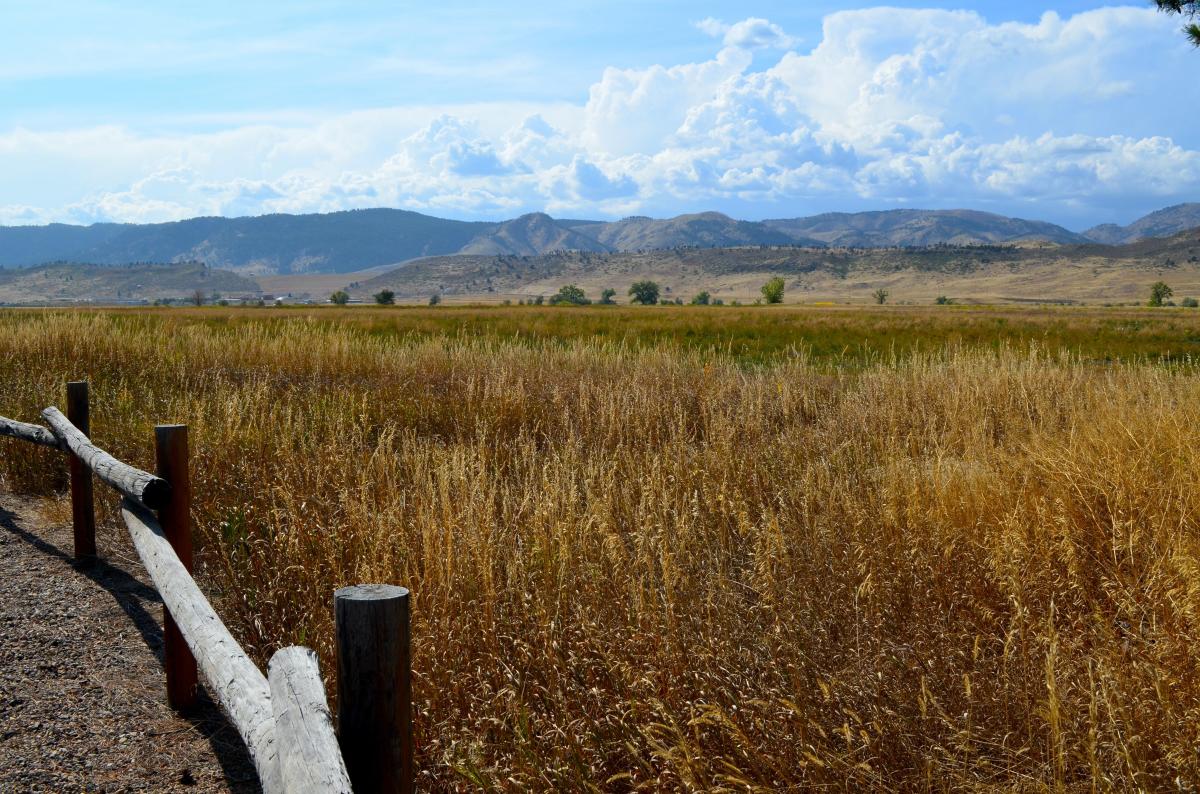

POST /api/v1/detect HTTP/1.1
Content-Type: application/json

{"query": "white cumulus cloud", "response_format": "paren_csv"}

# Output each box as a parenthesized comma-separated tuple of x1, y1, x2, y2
(696, 17, 796, 50)
(1, 7, 1197, 229)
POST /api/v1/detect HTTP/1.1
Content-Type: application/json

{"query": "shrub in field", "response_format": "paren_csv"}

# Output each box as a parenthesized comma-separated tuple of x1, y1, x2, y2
(1183, 297, 1199, 307)
(549, 284, 590, 305)
(935, 295, 953, 305)
(598, 288, 617, 305)
(374, 289, 396, 305)
(1149, 281, 1173, 306)
(429, 293, 441, 306)
(874, 288, 889, 304)
(330, 290, 350, 305)
(690, 291, 711, 305)
(628, 280, 660, 305)
(761, 276, 785, 304)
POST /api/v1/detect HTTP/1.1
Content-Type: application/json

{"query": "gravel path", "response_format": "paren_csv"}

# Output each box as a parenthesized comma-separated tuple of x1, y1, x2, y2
(0, 493, 260, 792)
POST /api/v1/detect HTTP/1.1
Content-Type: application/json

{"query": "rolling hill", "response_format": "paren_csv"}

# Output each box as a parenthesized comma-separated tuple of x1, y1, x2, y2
(762, 209, 1086, 247)
(564, 211, 810, 250)
(458, 213, 612, 256)
(353, 229, 1200, 306)
(0, 209, 492, 274)
(1083, 203, 1200, 245)
(0, 261, 260, 304)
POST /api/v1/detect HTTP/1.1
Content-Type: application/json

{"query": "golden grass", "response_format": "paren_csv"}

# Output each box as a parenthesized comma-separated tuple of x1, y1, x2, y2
(2, 307, 1200, 790)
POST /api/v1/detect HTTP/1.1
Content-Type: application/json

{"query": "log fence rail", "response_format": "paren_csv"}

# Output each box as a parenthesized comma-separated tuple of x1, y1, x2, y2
(0, 381, 413, 794)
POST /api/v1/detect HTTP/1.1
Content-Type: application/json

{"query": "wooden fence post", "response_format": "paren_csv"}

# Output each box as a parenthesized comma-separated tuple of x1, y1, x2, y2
(335, 584, 412, 794)
(66, 381, 96, 561)
(155, 424, 199, 712)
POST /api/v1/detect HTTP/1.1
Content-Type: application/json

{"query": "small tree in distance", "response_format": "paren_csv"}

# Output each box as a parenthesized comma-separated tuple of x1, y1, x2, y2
(1149, 281, 1173, 306)
(599, 288, 617, 305)
(874, 288, 889, 305)
(374, 289, 395, 305)
(191, 288, 205, 307)
(629, 280, 661, 305)
(330, 290, 350, 305)
(691, 290, 711, 305)
(429, 293, 441, 306)
(761, 277, 785, 304)
(550, 284, 590, 305)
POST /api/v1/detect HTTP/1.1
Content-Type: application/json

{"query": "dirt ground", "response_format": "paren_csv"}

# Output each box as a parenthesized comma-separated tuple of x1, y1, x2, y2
(0, 492, 260, 793)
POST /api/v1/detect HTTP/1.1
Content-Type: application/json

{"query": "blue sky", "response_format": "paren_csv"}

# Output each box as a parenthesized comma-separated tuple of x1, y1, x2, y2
(1, 2, 1197, 229)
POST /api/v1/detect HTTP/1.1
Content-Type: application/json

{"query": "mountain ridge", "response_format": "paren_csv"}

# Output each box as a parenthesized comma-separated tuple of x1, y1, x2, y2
(763, 209, 1087, 247)
(1, 203, 1196, 274)
(459, 213, 613, 256)
(0, 209, 493, 274)
(1083, 203, 1200, 245)
(566, 211, 813, 250)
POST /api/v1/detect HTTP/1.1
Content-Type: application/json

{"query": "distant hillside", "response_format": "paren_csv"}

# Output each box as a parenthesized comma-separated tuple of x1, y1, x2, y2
(351, 229, 1200, 305)
(355, 243, 1029, 300)
(0, 261, 260, 304)
(763, 209, 1085, 247)
(2, 203, 1196, 277)
(1084, 203, 1200, 245)
(459, 213, 612, 256)
(0, 209, 492, 274)
(567, 212, 808, 250)
(0, 222, 130, 264)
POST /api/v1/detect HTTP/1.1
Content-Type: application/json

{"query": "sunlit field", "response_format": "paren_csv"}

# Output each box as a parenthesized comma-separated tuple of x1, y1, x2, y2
(4, 305, 1200, 790)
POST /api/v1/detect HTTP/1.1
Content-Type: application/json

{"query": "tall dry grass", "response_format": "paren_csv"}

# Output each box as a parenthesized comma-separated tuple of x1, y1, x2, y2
(2, 309, 1200, 790)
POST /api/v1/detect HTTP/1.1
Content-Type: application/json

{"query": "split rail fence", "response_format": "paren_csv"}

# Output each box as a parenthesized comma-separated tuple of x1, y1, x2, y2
(0, 381, 412, 794)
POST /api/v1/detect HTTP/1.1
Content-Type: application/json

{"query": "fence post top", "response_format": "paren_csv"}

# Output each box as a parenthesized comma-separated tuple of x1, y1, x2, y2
(336, 584, 409, 601)
(268, 645, 319, 667)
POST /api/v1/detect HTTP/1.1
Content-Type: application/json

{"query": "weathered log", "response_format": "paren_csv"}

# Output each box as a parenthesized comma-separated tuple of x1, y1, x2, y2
(336, 584, 412, 794)
(120, 499, 282, 794)
(269, 647, 353, 794)
(0, 415, 61, 449)
(43, 407, 170, 510)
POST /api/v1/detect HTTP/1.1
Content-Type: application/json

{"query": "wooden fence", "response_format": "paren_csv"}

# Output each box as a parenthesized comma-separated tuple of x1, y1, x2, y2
(0, 381, 412, 794)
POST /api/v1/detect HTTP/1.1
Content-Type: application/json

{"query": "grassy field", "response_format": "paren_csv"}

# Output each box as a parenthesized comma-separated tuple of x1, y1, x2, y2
(3, 305, 1200, 790)
(13, 302, 1200, 364)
